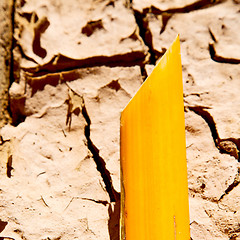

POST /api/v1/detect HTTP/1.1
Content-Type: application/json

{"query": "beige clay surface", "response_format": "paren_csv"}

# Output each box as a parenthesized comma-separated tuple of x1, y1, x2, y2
(1, 0, 240, 239)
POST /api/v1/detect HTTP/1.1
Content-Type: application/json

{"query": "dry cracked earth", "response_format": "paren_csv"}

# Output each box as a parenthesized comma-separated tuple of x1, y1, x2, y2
(0, 0, 240, 239)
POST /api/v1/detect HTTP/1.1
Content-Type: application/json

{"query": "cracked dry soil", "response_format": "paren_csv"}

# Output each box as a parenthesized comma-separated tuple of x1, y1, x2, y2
(1, 0, 240, 239)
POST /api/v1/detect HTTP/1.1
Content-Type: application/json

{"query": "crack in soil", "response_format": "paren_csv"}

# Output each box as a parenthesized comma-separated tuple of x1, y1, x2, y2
(150, 0, 226, 15)
(22, 51, 147, 77)
(160, 12, 172, 34)
(81, 197, 109, 206)
(6, 155, 13, 178)
(208, 28, 240, 64)
(218, 168, 240, 201)
(187, 106, 240, 201)
(10, 0, 16, 85)
(65, 86, 120, 202)
(130, 0, 226, 80)
(81, 101, 120, 203)
(209, 42, 240, 64)
(187, 106, 240, 160)
(187, 106, 219, 144)
(133, 10, 158, 66)
(131, 9, 165, 80)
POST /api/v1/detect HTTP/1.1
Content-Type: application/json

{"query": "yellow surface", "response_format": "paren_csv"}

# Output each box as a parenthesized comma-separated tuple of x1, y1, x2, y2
(120, 35, 190, 240)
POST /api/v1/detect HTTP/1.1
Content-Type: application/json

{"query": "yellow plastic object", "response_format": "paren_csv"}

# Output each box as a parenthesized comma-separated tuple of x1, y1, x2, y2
(120, 35, 190, 240)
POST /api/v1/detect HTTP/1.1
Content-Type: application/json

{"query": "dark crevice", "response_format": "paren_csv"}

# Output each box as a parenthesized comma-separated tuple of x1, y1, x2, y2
(65, 88, 120, 239)
(81, 102, 120, 203)
(132, 9, 164, 81)
(81, 197, 109, 206)
(22, 52, 147, 77)
(0, 136, 10, 145)
(9, 0, 16, 85)
(188, 106, 240, 160)
(103, 79, 121, 92)
(140, 66, 148, 81)
(129, 0, 226, 71)
(188, 106, 219, 145)
(209, 24, 240, 64)
(131, 1, 224, 77)
(160, 13, 172, 34)
(0, 219, 8, 233)
(9, 97, 26, 126)
(0, 237, 15, 240)
(208, 27, 217, 42)
(229, 233, 240, 240)
(32, 16, 50, 58)
(108, 200, 120, 240)
(128, 0, 226, 81)
(15, 43, 39, 64)
(4, 0, 17, 126)
(188, 106, 240, 202)
(6, 155, 13, 178)
(26, 66, 144, 97)
(28, 69, 82, 96)
(219, 168, 240, 201)
(209, 43, 240, 64)
(133, 10, 157, 65)
(150, 0, 226, 15)
(81, 19, 104, 37)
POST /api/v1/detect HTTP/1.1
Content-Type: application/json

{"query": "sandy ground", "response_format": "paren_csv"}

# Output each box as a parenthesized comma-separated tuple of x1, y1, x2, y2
(1, 0, 240, 239)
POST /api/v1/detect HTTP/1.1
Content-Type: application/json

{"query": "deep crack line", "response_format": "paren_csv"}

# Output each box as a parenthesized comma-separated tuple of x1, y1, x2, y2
(187, 106, 240, 160)
(219, 168, 240, 201)
(81, 103, 120, 203)
(65, 87, 120, 202)
(133, 10, 157, 65)
(150, 0, 226, 15)
(188, 106, 240, 202)
(188, 106, 219, 145)
(208, 28, 240, 64)
(209, 43, 240, 64)
(23, 51, 147, 77)
(10, 0, 16, 84)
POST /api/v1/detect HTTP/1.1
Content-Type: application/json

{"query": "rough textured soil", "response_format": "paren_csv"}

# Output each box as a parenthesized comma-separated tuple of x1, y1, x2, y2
(0, 0, 240, 239)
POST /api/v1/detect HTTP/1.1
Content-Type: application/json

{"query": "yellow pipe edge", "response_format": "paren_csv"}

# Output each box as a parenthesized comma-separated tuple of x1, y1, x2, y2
(120, 35, 190, 240)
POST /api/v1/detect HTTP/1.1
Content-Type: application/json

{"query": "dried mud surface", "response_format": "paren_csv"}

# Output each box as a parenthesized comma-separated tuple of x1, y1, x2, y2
(0, 0, 240, 239)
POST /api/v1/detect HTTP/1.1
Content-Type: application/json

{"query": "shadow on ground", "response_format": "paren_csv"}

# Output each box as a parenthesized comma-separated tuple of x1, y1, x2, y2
(108, 199, 120, 240)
